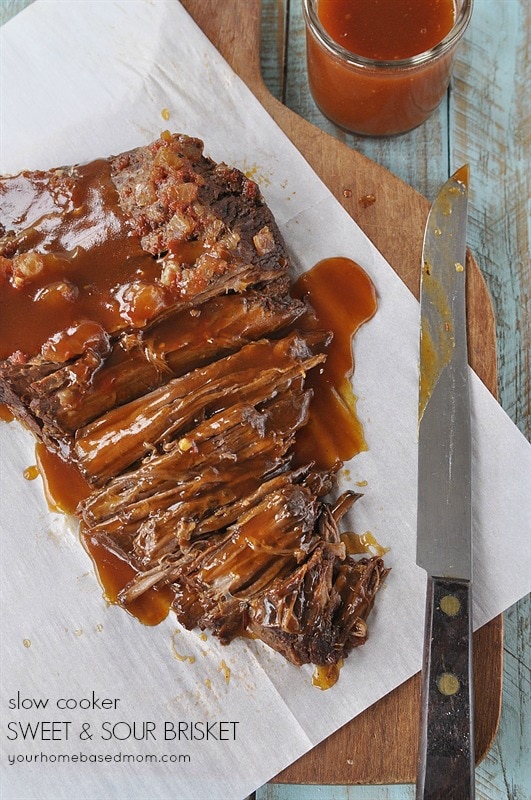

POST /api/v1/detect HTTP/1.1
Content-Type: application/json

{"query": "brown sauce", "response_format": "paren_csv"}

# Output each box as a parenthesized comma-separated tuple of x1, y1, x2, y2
(312, 660, 343, 690)
(306, 0, 459, 135)
(291, 257, 377, 470)
(34, 443, 92, 514)
(23, 464, 39, 481)
(317, 0, 455, 60)
(341, 531, 389, 558)
(0, 403, 14, 422)
(82, 533, 173, 626)
(0, 161, 142, 359)
(0, 159, 203, 361)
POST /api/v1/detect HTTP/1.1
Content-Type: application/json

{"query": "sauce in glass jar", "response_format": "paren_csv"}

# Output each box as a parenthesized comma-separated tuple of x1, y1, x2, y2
(318, 0, 456, 60)
(304, 0, 473, 136)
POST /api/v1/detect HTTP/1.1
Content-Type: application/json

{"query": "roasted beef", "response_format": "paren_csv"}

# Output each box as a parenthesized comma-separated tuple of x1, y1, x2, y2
(0, 133, 388, 679)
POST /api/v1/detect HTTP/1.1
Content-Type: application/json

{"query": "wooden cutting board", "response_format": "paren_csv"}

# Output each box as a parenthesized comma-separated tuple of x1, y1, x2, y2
(182, 0, 503, 785)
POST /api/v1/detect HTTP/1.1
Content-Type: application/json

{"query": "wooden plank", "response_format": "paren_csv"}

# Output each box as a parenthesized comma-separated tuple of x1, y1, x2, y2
(451, 0, 529, 438)
(260, 0, 288, 103)
(258, 785, 416, 800)
(476, 599, 531, 799)
(180, 0, 503, 786)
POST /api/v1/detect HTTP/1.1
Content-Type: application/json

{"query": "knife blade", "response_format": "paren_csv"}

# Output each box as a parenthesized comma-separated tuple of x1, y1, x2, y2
(415, 165, 475, 800)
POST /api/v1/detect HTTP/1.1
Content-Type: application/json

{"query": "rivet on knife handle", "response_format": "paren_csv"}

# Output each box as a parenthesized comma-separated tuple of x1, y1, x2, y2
(416, 576, 475, 799)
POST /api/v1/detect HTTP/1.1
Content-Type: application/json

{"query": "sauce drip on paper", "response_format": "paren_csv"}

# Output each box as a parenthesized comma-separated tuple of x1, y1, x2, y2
(313, 661, 343, 690)
(83, 533, 174, 626)
(34, 443, 92, 514)
(291, 257, 377, 471)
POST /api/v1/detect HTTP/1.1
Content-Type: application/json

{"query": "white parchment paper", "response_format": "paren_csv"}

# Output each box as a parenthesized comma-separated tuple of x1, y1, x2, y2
(0, 3, 529, 799)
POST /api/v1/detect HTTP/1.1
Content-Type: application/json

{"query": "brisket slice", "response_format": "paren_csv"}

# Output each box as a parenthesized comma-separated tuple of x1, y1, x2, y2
(73, 331, 327, 485)
(0, 133, 388, 676)
(0, 291, 306, 444)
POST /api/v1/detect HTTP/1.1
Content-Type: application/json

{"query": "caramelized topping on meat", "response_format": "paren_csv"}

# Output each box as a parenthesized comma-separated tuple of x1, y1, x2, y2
(0, 133, 289, 360)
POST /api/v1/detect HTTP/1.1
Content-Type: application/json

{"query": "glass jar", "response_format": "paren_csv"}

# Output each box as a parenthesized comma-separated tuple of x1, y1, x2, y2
(303, 0, 473, 136)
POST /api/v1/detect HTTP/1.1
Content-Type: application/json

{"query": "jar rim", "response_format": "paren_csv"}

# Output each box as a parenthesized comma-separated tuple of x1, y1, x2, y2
(303, 0, 474, 70)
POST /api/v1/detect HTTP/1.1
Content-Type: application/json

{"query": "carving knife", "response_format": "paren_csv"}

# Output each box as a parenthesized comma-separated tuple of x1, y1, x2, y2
(416, 166, 475, 799)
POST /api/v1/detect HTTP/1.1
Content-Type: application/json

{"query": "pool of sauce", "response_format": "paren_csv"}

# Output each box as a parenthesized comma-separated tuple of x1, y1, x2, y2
(312, 660, 343, 690)
(34, 443, 92, 514)
(82, 533, 174, 626)
(291, 257, 377, 470)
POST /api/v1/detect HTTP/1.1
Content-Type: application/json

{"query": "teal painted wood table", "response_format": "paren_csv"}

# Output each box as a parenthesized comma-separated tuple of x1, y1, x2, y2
(1, 2, 528, 799)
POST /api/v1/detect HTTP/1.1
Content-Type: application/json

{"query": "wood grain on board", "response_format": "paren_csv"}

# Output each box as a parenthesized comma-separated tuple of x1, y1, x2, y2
(181, 0, 503, 785)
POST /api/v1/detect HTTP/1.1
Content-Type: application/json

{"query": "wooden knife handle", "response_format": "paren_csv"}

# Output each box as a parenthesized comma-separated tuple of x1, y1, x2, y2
(416, 577, 475, 799)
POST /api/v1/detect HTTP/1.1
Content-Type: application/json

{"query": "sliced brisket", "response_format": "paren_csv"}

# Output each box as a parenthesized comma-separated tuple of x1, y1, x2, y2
(0, 133, 388, 679)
